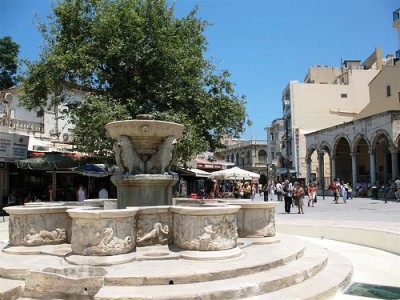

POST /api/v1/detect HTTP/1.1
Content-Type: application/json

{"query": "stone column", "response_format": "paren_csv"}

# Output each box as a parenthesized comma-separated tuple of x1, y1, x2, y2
(306, 158, 311, 184)
(318, 151, 325, 190)
(331, 155, 336, 181)
(369, 150, 376, 184)
(390, 147, 399, 179)
(351, 152, 357, 197)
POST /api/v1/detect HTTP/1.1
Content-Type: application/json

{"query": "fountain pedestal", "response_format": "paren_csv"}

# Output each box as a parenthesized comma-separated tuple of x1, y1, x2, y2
(112, 173, 178, 208)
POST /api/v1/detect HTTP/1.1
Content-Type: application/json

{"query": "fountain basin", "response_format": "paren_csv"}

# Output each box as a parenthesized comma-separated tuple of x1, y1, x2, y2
(5, 206, 69, 246)
(171, 205, 241, 251)
(68, 208, 139, 256)
(224, 201, 278, 237)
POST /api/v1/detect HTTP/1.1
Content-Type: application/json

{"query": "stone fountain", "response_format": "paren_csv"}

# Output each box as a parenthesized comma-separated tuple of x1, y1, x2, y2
(105, 114, 184, 208)
(1, 115, 352, 300)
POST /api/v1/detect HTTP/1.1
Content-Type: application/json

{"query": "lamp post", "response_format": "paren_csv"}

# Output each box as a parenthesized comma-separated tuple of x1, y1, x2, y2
(241, 152, 245, 186)
(285, 118, 291, 182)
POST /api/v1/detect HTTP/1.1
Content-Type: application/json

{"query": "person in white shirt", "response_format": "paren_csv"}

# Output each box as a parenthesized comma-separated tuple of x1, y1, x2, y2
(98, 184, 109, 199)
(76, 184, 87, 201)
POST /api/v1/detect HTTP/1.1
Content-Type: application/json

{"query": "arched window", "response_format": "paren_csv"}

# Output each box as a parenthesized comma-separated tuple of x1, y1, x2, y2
(258, 150, 267, 163)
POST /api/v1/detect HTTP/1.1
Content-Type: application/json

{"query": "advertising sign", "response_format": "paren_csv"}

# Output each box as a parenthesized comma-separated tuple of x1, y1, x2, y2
(0, 133, 29, 161)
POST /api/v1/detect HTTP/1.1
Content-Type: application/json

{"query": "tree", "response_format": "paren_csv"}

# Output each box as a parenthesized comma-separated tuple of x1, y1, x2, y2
(0, 36, 20, 90)
(20, 0, 251, 164)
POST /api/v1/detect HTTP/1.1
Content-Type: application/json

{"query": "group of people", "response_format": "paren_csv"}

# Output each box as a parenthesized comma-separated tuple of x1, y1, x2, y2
(280, 180, 318, 214)
(331, 178, 351, 204)
(75, 183, 109, 201)
(232, 182, 258, 200)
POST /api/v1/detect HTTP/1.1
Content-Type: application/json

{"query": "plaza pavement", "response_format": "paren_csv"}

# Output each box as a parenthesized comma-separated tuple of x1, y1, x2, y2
(0, 195, 399, 299)
(255, 193, 400, 299)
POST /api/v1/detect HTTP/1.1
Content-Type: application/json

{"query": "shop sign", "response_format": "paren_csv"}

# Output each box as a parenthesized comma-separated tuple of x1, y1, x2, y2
(0, 133, 29, 160)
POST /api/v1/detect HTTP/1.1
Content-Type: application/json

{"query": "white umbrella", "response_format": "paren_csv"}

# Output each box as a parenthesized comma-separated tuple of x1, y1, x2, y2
(211, 167, 260, 180)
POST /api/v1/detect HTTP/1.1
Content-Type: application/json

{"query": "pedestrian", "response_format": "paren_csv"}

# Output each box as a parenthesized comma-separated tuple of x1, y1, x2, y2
(98, 183, 109, 199)
(293, 182, 305, 214)
(263, 184, 268, 202)
(340, 180, 347, 204)
(346, 182, 353, 199)
(258, 183, 263, 197)
(251, 184, 256, 201)
(245, 182, 251, 199)
(307, 182, 316, 207)
(269, 182, 275, 201)
(233, 183, 239, 199)
(213, 180, 220, 198)
(282, 180, 293, 214)
(331, 178, 339, 203)
(275, 181, 282, 201)
(76, 184, 87, 202)
(48, 185, 53, 202)
(23, 191, 32, 204)
(7, 189, 17, 206)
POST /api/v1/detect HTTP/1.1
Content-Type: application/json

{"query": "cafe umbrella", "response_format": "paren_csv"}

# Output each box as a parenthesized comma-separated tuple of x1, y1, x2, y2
(210, 167, 261, 181)
(17, 152, 86, 201)
(72, 164, 109, 198)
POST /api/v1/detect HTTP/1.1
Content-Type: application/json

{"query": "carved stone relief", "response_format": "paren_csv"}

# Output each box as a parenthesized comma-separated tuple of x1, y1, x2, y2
(173, 214, 238, 251)
(113, 135, 175, 175)
(71, 218, 136, 256)
(9, 213, 68, 246)
(136, 213, 172, 246)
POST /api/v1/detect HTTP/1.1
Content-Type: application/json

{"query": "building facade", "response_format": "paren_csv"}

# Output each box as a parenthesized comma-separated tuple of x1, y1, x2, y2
(304, 8, 400, 190)
(216, 138, 268, 185)
(0, 85, 84, 199)
(265, 48, 394, 184)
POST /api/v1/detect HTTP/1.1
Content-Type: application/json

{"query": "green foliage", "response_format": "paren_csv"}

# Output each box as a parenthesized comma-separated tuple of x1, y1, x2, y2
(0, 36, 20, 90)
(20, 0, 250, 163)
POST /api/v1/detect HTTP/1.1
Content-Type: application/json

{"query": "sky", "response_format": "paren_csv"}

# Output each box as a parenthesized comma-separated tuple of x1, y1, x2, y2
(0, 0, 399, 141)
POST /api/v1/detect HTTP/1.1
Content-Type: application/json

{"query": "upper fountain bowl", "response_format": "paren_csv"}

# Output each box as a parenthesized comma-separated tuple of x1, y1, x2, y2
(106, 115, 184, 139)
(105, 115, 184, 155)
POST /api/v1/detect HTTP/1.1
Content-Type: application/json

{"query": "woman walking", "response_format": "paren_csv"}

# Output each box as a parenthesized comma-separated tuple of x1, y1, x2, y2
(269, 182, 276, 201)
(293, 182, 305, 214)
(307, 182, 316, 207)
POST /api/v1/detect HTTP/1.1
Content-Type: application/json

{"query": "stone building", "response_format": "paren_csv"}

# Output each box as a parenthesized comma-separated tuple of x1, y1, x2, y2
(216, 136, 268, 185)
(305, 8, 400, 189)
(0, 85, 85, 199)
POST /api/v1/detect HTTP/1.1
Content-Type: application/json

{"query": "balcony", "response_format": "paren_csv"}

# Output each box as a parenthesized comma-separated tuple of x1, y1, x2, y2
(0, 117, 44, 133)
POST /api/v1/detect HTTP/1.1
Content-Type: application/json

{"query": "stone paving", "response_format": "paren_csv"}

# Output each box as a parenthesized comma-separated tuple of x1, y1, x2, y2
(0, 195, 399, 299)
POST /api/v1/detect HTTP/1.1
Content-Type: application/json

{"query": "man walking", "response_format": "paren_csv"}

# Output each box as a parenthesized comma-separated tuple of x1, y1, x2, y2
(276, 181, 282, 201)
(282, 180, 293, 214)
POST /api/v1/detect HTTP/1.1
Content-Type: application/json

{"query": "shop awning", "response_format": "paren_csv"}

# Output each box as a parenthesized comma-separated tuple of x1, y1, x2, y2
(178, 168, 212, 178)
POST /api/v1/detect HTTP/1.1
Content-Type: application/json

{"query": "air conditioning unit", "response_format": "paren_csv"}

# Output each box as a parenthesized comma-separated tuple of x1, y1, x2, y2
(62, 133, 73, 142)
(33, 145, 49, 151)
